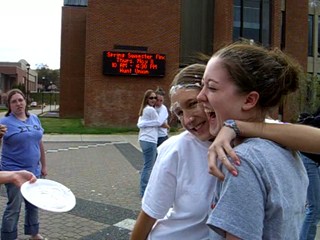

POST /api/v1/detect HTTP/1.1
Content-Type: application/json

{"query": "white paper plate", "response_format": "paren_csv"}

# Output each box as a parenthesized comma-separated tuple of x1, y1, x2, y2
(21, 179, 76, 212)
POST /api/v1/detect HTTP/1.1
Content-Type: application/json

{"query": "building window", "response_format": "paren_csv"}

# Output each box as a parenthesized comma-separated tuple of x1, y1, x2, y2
(180, 0, 213, 66)
(233, 0, 270, 46)
(318, 17, 320, 57)
(64, 0, 87, 6)
(280, 11, 286, 50)
(308, 15, 314, 56)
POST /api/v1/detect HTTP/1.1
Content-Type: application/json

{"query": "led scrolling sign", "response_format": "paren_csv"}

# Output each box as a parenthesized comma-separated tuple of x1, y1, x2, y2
(103, 51, 166, 77)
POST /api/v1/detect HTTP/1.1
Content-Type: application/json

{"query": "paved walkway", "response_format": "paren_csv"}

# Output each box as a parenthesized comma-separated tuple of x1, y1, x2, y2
(0, 133, 143, 240)
(0, 104, 144, 239)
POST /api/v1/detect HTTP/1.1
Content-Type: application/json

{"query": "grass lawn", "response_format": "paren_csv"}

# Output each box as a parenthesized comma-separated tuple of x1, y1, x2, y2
(40, 117, 139, 134)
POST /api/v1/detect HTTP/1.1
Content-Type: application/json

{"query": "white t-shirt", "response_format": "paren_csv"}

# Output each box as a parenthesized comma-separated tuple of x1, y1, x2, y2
(142, 130, 218, 240)
(138, 105, 161, 144)
(155, 104, 169, 137)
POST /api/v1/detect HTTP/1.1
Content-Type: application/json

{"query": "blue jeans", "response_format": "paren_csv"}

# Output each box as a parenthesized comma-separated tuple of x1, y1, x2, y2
(300, 154, 320, 240)
(139, 140, 157, 197)
(1, 183, 39, 240)
(157, 136, 168, 147)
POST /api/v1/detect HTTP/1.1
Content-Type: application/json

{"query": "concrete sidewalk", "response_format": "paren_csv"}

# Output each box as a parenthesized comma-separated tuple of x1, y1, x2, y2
(0, 107, 144, 239)
(43, 134, 141, 151)
(0, 134, 143, 239)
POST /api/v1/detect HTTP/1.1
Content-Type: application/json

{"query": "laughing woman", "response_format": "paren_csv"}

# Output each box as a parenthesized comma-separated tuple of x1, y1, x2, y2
(132, 62, 320, 240)
(198, 42, 308, 239)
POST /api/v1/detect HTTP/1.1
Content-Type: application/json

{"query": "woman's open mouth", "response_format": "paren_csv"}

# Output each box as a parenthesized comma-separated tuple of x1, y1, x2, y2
(204, 109, 216, 121)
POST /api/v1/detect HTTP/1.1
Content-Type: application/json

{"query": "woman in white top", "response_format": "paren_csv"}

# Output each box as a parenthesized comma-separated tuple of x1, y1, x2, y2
(137, 89, 169, 197)
(133, 64, 217, 240)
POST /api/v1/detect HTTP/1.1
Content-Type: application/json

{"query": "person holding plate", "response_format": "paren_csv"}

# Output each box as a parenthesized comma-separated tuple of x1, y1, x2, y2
(0, 89, 47, 240)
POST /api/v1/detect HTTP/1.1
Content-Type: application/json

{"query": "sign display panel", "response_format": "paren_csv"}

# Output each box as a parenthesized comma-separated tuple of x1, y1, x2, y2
(103, 51, 166, 77)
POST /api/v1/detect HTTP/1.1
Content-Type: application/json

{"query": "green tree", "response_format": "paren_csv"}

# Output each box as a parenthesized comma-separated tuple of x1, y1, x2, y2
(36, 65, 60, 91)
(298, 73, 320, 114)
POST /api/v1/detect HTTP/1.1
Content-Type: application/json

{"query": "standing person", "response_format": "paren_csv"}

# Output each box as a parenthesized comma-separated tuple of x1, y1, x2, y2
(298, 110, 320, 240)
(131, 63, 317, 240)
(132, 64, 218, 240)
(154, 87, 170, 146)
(137, 89, 169, 198)
(198, 42, 308, 239)
(0, 89, 47, 240)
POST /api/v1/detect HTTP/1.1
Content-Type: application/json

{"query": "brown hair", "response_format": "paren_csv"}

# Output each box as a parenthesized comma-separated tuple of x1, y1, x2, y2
(155, 86, 165, 96)
(213, 41, 302, 111)
(5, 89, 29, 117)
(138, 89, 156, 116)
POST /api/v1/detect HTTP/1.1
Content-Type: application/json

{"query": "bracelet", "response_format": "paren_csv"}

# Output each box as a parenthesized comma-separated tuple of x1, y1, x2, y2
(223, 119, 241, 136)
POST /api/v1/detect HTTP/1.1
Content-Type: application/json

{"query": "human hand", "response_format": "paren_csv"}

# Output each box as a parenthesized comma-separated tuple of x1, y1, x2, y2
(41, 166, 48, 178)
(161, 123, 170, 129)
(12, 170, 37, 187)
(208, 126, 240, 181)
(0, 124, 7, 138)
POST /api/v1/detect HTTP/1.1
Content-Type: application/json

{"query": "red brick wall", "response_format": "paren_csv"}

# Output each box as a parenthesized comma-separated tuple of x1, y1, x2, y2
(83, 0, 180, 127)
(270, 0, 281, 48)
(283, 0, 308, 121)
(213, 0, 233, 51)
(60, 6, 87, 118)
(59, 0, 308, 125)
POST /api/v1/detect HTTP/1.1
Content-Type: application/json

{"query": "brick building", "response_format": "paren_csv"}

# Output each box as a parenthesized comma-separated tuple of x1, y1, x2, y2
(60, 0, 309, 127)
(0, 60, 38, 104)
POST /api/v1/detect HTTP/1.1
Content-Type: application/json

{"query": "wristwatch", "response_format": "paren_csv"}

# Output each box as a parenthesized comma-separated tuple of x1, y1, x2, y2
(223, 119, 240, 136)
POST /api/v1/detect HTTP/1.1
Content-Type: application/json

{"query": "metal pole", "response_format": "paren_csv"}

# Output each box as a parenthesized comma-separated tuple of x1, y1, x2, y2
(50, 81, 52, 112)
(41, 92, 44, 114)
(50, 92, 52, 112)
(26, 63, 30, 104)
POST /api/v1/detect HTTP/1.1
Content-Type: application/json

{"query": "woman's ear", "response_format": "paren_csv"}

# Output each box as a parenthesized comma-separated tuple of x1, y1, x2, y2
(242, 91, 259, 111)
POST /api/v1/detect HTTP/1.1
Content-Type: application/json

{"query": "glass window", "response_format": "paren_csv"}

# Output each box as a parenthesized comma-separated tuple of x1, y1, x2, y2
(261, 0, 270, 46)
(243, 0, 260, 41)
(309, 15, 314, 56)
(180, 0, 213, 66)
(233, 0, 270, 45)
(318, 17, 320, 57)
(281, 11, 286, 50)
(233, 0, 241, 41)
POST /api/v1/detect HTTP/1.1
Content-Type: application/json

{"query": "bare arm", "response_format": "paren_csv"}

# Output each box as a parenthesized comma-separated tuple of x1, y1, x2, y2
(208, 121, 320, 180)
(130, 211, 156, 240)
(0, 124, 7, 138)
(39, 140, 47, 177)
(0, 171, 36, 187)
(238, 122, 320, 153)
(226, 232, 241, 240)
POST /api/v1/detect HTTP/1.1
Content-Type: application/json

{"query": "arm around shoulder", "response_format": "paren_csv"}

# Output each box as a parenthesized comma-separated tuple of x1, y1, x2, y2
(236, 121, 320, 153)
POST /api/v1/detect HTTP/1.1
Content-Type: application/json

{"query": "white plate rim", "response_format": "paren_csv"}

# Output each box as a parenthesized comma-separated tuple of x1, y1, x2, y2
(20, 179, 76, 212)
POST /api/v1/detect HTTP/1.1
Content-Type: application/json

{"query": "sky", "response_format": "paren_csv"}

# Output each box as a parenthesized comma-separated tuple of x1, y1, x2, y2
(0, 0, 64, 69)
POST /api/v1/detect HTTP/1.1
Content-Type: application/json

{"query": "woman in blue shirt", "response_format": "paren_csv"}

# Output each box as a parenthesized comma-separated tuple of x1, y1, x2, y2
(0, 89, 47, 240)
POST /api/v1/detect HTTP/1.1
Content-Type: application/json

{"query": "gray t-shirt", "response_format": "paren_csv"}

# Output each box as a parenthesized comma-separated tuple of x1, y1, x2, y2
(207, 138, 308, 239)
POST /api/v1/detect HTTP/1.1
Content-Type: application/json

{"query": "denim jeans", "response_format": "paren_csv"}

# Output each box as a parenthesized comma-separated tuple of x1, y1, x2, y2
(1, 183, 39, 240)
(157, 136, 168, 147)
(300, 154, 320, 240)
(139, 140, 157, 197)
